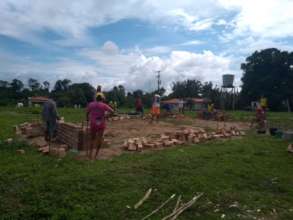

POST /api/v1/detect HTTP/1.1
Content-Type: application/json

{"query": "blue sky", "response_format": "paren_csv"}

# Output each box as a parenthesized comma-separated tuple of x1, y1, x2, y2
(0, 0, 292, 92)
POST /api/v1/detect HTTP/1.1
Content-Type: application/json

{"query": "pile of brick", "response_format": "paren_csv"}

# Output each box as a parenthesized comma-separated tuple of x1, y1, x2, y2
(57, 122, 84, 150)
(15, 121, 77, 157)
(16, 122, 44, 138)
(124, 127, 245, 151)
(37, 144, 68, 157)
(123, 136, 185, 151)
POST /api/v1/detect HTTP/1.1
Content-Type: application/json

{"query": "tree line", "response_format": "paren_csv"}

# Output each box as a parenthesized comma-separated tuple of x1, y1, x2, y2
(0, 48, 292, 111)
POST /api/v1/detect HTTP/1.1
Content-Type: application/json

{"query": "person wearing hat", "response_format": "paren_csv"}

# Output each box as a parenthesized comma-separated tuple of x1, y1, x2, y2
(151, 94, 161, 123)
(86, 94, 114, 160)
(96, 85, 105, 101)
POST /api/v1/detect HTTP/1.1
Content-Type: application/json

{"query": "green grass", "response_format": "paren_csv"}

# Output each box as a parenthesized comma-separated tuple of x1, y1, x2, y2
(1, 136, 293, 219)
(1, 107, 293, 219)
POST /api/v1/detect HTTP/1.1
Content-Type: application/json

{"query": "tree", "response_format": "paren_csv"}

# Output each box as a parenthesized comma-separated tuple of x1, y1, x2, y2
(28, 78, 41, 92)
(69, 83, 95, 106)
(241, 48, 293, 110)
(43, 81, 50, 91)
(170, 79, 202, 98)
(0, 80, 9, 88)
(10, 79, 24, 92)
(53, 79, 71, 92)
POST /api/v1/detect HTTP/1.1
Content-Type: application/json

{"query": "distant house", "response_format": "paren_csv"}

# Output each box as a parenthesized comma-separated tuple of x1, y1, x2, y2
(185, 98, 211, 111)
(28, 96, 49, 107)
(161, 98, 185, 111)
(161, 98, 210, 111)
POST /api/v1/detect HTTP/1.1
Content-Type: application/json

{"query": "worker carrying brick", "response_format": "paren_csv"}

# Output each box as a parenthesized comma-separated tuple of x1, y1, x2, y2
(86, 94, 114, 160)
(42, 99, 60, 142)
(151, 94, 161, 123)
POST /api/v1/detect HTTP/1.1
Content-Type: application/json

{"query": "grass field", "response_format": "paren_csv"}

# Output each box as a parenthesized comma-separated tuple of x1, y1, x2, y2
(1, 107, 293, 219)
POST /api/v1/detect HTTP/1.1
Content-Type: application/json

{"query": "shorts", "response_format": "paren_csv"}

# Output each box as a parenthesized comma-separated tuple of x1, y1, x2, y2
(152, 106, 160, 115)
(90, 121, 105, 135)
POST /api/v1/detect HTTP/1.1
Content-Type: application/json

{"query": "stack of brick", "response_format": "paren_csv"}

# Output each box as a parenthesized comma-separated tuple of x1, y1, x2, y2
(124, 127, 245, 151)
(123, 135, 185, 151)
(17, 122, 44, 138)
(37, 144, 68, 157)
(56, 122, 84, 151)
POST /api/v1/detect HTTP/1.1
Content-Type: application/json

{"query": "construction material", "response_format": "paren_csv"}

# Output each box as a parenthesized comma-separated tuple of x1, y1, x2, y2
(134, 188, 153, 209)
(124, 127, 245, 152)
(16, 149, 25, 154)
(173, 195, 182, 213)
(141, 194, 176, 220)
(18, 122, 44, 138)
(162, 193, 203, 220)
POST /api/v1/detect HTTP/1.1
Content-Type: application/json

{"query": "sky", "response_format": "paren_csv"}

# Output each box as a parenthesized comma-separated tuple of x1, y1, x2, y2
(0, 0, 293, 92)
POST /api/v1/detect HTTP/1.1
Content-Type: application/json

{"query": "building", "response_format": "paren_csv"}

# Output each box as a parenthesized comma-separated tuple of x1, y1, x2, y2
(161, 98, 210, 111)
(185, 98, 211, 111)
(161, 98, 184, 111)
(28, 96, 49, 107)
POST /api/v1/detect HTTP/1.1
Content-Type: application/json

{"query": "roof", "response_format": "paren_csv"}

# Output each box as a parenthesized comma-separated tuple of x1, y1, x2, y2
(161, 98, 183, 104)
(189, 98, 210, 104)
(28, 96, 49, 103)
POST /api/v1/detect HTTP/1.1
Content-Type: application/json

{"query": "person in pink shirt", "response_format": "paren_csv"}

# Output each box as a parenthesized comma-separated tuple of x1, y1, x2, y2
(86, 94, 114, 160)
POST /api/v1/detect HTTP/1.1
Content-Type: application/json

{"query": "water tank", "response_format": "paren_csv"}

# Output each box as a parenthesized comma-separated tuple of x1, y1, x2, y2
(222, 74, 234, 88)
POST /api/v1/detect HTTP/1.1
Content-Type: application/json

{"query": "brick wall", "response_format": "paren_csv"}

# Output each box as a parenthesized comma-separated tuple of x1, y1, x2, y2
(57, 122, 89, 151)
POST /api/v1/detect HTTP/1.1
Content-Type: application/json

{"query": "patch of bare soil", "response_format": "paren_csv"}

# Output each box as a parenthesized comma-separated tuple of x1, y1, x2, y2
(163, 116, 250, 131)
(105, 117, 250, 148)
(104, 119, 180, 147)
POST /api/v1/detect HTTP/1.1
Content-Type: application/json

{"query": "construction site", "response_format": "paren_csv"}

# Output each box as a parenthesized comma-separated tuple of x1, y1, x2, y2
(14, 112, 249, 160)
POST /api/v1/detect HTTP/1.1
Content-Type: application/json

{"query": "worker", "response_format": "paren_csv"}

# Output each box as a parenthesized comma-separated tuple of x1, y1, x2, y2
(96, 85, 105, 101)
(86, 94, 114, 160)
(42, 99, 60, 142)
(207, 103, 215, 120)
(260, 96, 268, 110)
(113, 101, 118, 111)
(135, 96, 144, 117)
(255, 104, 267, 133)
(178, 99, 184, 114)
(151, 94, 161, 123)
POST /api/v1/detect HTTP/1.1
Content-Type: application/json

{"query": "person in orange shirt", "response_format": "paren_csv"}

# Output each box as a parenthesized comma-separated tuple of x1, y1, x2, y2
(151, 94, 160, 123)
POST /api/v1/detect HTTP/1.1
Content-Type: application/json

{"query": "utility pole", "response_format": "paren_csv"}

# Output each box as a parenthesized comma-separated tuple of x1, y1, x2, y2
(156, 70, 161, 92)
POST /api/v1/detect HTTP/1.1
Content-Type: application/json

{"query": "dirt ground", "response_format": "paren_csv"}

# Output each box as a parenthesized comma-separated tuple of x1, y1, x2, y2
(26, 116, 250, 160)
(105, 116, 250, 147)
(84, 116, 250, 159)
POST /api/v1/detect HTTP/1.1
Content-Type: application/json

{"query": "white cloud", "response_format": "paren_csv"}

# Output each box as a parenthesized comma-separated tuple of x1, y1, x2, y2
(0, 41, 232, 92)
(0, 0, 226, 45)
(180, 40, 204, 46)
(142, 46, 173, 55)
(218, 0, 293, 38)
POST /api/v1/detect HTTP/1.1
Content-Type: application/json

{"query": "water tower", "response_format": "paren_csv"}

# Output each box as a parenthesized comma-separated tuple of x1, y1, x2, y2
(221, 74, 237, 110)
